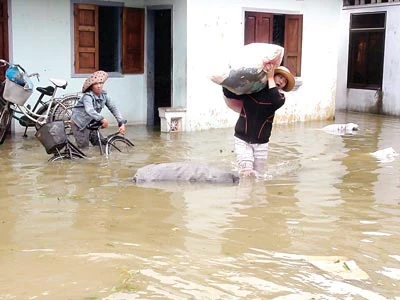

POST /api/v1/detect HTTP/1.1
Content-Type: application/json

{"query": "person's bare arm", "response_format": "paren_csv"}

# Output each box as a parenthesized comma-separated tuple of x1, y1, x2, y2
(118, 124, 126, 134)
(101, 118, 109, 128)
(264, 64, 276, 89)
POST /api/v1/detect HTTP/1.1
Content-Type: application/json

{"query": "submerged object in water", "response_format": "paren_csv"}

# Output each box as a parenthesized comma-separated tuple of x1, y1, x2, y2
(133, 162, 239, 184)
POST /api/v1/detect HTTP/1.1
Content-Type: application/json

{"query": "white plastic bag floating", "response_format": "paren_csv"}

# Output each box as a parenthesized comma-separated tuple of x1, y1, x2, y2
(210, 43, 284, 95)
(370, 147, 399, 163)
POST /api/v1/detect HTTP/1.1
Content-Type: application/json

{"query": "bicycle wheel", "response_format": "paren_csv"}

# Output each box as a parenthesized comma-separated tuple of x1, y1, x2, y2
(0, 102, 11, 144)
(49, 151, 85, 162)
(105, 135, 135, 156)
(50, 95, 80, 134)
(49, 140, 87, 162)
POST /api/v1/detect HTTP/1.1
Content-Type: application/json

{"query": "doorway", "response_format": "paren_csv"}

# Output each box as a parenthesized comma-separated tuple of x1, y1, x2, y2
(147, 8, 172, 126)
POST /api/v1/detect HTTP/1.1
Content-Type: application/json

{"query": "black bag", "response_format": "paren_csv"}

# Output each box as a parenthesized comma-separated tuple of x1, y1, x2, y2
(35, 121, 67, 154)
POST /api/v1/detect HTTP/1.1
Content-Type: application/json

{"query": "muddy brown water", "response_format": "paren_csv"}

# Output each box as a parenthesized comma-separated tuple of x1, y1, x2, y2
(0, 112, 399, 300)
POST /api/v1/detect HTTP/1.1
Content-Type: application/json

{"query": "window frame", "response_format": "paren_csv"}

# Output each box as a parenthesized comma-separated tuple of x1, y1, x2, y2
(244, 11, 303, 77)
(347, 12, 386, 90)
(73, 2, 144, 75)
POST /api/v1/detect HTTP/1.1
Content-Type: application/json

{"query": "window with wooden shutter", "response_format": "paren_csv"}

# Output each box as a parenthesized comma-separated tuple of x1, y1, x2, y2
(73, 3, 145, 75)
(284, 15, 302, 77)
(74, 4, 98, 73)
(244, 12, 273, 45)
(122, 7, 144, 74)
(244, 11, 303, 76)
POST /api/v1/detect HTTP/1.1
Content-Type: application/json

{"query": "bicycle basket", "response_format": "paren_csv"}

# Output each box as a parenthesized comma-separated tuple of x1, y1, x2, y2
(3, 78, 33, 105)
(35, 121, 67, 154)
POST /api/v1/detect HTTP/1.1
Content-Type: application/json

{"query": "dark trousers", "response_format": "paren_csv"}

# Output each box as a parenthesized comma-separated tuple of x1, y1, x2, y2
(71, 123, 103, 148)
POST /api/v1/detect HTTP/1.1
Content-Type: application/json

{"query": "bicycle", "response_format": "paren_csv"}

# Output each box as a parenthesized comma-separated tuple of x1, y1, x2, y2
(0, 59, 81, 144)
(86, 120, 135, 156)
(36, 120, 135, 162)
(35, 120, 86, 161)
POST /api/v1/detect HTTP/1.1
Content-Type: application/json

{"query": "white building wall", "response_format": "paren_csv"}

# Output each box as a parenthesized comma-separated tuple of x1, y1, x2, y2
(8, 0, 146, 133)
(185, 0, 342, 131)
(7, 0, 343, 133)
(170, 0, 187, 108)
(336, 3, 400, 115)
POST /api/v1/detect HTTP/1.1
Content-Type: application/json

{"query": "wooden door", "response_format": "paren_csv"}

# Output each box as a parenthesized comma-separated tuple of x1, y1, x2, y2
(0, 0, 9, 81)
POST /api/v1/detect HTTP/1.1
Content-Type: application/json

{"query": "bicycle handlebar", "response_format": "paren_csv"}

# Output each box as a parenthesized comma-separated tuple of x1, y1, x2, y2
(86, 121, 125, 139)
(28, 73, 40, 82)
(0, 59, 9, 67)
(0, 59, 40, 82)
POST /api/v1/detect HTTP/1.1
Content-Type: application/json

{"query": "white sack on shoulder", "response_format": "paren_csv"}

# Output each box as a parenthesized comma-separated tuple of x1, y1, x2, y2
(210, 43, 284, 95)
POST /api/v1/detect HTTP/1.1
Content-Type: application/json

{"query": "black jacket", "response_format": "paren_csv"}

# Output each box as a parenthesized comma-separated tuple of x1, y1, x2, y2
(223, 86, 285, 144)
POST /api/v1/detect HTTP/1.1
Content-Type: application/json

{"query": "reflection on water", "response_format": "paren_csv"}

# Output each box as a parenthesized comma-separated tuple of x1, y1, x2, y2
(0, 111, 400, 300)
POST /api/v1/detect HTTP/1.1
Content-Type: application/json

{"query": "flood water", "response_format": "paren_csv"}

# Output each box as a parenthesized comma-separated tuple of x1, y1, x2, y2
(0, 111, 399, 300)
